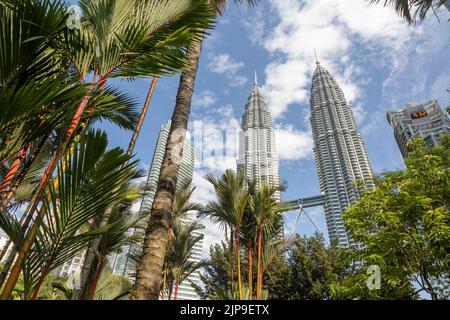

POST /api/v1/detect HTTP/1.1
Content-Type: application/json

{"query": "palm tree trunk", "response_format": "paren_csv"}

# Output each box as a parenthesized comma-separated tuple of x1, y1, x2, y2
(161, 264, 168, 300)
(72, 227, 106, 300)
(0, 87, 96, 299)
(256, 226, 262, 299)
(0, 144, 30, 196)
(0, 139, 73, 290)
(133, 35, 204, 300)
(235, 225, 243, 300)
(248, 240, 253, 300)
(230, 227, 234, 293)
(74, 78, 157, 300)
(174, 280, 179, 300)
(126, 77, 157, 158)
(88, 258, 106, 300)
(2, 135, 49, 206)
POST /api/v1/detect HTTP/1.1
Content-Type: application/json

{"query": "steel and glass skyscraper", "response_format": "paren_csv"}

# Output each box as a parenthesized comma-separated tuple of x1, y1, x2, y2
(237, 74, 280, 201)
(110, 121, 202, 300)
(309, 61, 374, 247)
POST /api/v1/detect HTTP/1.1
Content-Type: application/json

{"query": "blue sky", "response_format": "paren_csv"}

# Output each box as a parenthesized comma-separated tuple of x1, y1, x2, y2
(88, 1, 450, 256)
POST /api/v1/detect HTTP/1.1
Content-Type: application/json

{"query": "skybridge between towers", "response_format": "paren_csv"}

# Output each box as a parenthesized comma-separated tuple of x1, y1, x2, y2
(284, 194, 326, 210)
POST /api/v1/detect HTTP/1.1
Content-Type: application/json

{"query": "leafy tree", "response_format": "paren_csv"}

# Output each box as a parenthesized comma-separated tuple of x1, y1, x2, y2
(193, 241, 232, 300)
(263, 234, 344, 300)
(197, 234, 344, 300)
(341, 134, 450, 300)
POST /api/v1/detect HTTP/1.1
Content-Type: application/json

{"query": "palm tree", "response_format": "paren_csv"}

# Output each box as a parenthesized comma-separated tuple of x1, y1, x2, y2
(0, 129, 139, 299)
(133, 0, 260, 300)
(200, 170, 250, 299)
(368, 0, 448, 23)
(164, 220, 205, 300)
(1, 0, 216, 299)
(86, 205, 147, 300)
(248, 182, 290, 299)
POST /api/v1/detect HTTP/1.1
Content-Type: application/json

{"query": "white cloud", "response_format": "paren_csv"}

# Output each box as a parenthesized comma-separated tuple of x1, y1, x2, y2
(260, 0, 415, 120)
(275, 125, 314, 161)
(190, 171, 226, 258)
(241, 8, 266, 47)
(208, 53, 244, 75)
(208, 53, 248, 87)
(192, 90, 217, 108)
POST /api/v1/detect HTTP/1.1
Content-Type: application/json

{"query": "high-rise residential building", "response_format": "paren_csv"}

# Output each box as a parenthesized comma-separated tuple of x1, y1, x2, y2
(387, 99, 450, 158)
(52, 250, 85, 278)
(309, 61, 374, 248)
(0, 229, 10, 263)
(237, 74, 280, 201)
(110, 120, 202, 300)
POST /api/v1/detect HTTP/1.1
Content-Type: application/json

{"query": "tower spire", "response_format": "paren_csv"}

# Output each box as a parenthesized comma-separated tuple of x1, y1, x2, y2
(314, 49, 320, 65)
(254, 70, 258, 86)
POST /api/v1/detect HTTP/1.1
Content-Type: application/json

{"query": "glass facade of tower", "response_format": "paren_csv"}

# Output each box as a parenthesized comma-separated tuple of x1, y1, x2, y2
(237, 82, 280, 201)
(109, 120, 202, 300)
(387, 99, 450, 158)
(309, 63, 374, 248)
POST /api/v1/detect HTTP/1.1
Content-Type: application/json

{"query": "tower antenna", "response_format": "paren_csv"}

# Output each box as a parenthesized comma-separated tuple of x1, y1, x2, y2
(314, 49, 320, 65)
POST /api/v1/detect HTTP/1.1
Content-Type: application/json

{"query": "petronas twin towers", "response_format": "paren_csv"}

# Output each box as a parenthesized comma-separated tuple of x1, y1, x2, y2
(237, 75, 280, 201)
(310, 61, 374, 247)
(238, 62, 374, 248)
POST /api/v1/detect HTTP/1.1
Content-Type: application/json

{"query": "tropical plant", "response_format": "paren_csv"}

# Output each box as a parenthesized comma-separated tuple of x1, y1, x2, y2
(84, 203, 147, 300)
(134, 0, 260, 300)
(201, 170, 250, 299)
(0, 0, 217, 300)
(164, 220, 205, 300)
(248, 182, 289, 298)
(70, 0, 217, 300)
(342, 134, 450, 300)
(368, 0, 448, 23)
(0, 129, 139, 299)
(193, 241, 232, 300)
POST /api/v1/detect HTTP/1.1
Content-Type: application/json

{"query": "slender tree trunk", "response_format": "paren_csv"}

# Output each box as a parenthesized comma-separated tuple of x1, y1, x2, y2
(126, 77, 157, 158)
(72, 227, 107, 300)
(235, 225, 243, 300)
(88, 258, 106, 300)
(0, 139, 72, 288)
(161, 264, 168, 300)
(248, 240, 252, 300)
(2, 135, 49, 206)
(0, 87, 95, 300)
(0, 144, 30, 196)
(74, 76, 155, 300)
(174, 280, 179, 301)
(31, 259, 54, 300)
(256, 226, 262, 299)
(230, 227, 234, 294)
(133, 36, 204, 300)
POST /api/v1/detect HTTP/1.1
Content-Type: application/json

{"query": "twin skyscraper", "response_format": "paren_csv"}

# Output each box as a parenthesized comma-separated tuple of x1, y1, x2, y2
(238, 61, 375, 248)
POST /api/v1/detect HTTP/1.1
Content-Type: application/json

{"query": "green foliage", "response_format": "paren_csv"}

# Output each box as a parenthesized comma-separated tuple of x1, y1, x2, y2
(93, 267, 133, 300)
(197, 234, 343, 300)
(18, 129, 139, 298)
(368, 0, 448, 23)
(193, 241, 232, 300)
(265, 234, 344, 300)
(341, 134, 450, 300)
